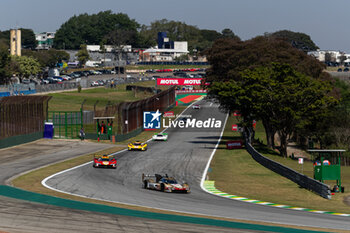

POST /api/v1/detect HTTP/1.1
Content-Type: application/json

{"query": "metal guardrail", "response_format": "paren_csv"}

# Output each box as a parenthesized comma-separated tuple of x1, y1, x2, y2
(244, 128, 332, 199)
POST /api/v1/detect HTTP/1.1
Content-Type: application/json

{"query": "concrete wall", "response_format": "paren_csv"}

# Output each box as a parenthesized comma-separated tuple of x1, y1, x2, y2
(0, 132, 43, 149)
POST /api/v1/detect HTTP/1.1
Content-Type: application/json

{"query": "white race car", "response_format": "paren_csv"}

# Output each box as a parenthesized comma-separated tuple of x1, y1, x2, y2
(192, 104, 201, 109)
(152, 133, 168, 141)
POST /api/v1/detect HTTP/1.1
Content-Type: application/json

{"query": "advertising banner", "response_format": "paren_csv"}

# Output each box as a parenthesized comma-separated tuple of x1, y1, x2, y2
(226, 140, 243, 149)
(175, 90, 208, 94)
(232, 124, 238, 131)
(157, 78, 203, 85)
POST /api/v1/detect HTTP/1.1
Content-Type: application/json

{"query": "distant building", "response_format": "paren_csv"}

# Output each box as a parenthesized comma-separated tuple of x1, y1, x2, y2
(35, 32, 55, 49)
(141, 32, 189, 62)
(86, 45, 131, 53)
(308, 49, 350, 63)
(65, 44, 137, 67)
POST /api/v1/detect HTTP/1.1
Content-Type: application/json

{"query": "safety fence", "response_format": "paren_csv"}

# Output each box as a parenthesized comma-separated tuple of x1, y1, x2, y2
(36, 82, 80, 93)
(0, 86, 174, 145)
(125, 85, 157, 94)
(0, 96, 51, 148)
(85, 87, 175, 141)
(244, 128, 332, 199)
(118, 86, 175, 135)
(48, 111, 83, 139)
(0, 83, 36, 96)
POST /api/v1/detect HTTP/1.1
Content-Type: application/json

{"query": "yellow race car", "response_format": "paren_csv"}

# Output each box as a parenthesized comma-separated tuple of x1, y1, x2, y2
(128, 141, 148, 151)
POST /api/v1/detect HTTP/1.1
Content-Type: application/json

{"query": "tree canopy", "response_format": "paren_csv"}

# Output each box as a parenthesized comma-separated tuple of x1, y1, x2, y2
(206, 36, 327, 83)
(265, 30, 319, 52)
(0, 41, 10, 84)
(210, 63, 336, 156)
(52, 11, 241, 52)
(53, 11, 140, 49)
(139, 19, 240, 52)
(206, 36, 337, 156)
(0, 28, 37, 50)
(22, 49, 70, 68)
(76, 44, 90, 67)
(10, 55, 41, 79)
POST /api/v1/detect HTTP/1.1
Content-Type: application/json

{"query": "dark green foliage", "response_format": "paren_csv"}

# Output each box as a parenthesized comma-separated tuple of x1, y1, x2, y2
(0, 28, 37, 49)
(309, 79, 350, 151)
(206, 36, 327, 83)
(139, 19, 240, 52)
(221, 28, 240, 40)
(53, 12, 239, 51)
(53, 11, 140, 49)
(76, 44, 90, 67)
(206, 36, 338, 156)
(0, 41, 10, 84)
(22, 49, 70, 68)
(266, 30, 319, 52)
(209, 63, 336, 156)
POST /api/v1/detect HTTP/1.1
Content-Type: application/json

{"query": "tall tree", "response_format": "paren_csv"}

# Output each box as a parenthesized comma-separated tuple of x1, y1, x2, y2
(22, 49, 70, 68)
(221, 28, 240, 40)
(209, 63, 337, 156)
(11, 56, 41, 80)
(53, 11, 140, 49)
(0, 28, 37, 49)
(206, 36, 327, 83)
(266, 30, 319, 52)
(139, 19, 238, 52)
(76, 44, 90, 67)
(206, 36, 336, 150)
(0, 41, 10, 84)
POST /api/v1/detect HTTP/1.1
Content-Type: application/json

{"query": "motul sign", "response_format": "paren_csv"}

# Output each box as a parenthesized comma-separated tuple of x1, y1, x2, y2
(163, 111, 175, 117)
(232, 125, 238, 131)
(226, 140, 243, 149)
(157, 78, 203, 85)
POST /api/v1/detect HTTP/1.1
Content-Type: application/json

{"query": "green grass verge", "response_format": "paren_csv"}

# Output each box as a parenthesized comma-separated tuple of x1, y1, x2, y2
(209, 116, 350, 214)
(10, 106, 341, 232)
(47, 81, 168, 111)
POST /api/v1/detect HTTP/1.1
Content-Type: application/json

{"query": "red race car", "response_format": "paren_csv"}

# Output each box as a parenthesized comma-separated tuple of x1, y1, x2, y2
(93, 155, 117, 169)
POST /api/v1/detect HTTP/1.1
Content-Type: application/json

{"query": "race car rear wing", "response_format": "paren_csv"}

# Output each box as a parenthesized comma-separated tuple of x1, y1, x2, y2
(142, 173, 156, 181)
(94, 154, 114, 159)
(142, 173, 168, 183)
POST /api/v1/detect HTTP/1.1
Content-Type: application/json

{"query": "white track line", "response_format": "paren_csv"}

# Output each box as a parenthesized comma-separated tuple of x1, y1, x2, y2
(41, 99, 251, 220)
(42, 99, 200, 191)
(200, 114, 229, 190)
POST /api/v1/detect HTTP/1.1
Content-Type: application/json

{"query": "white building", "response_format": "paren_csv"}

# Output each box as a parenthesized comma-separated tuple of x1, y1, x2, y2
(142, 42, 189, 62)
(35, 32, 55, 49)
(86, 45, 131, 53)
(308, 50, 350, 63)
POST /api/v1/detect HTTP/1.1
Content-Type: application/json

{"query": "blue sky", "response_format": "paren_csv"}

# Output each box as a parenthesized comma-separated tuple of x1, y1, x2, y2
(1, 0, 349, 52)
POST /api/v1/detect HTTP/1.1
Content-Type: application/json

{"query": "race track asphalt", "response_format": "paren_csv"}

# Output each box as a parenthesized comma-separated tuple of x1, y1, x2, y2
(0, 105, 267, 233)
(43, 99, 350, 232)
